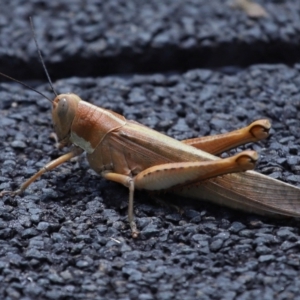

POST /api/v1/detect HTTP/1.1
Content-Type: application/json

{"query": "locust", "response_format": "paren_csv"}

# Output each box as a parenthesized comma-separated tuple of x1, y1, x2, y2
(1, 19, 300, 238)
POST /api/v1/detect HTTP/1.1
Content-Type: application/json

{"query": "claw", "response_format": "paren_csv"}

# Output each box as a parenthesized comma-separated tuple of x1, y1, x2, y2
(132, 231, 139, 238)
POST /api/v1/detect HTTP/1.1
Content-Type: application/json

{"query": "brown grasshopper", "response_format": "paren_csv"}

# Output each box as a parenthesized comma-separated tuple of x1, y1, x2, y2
(1, 20, 300, 238)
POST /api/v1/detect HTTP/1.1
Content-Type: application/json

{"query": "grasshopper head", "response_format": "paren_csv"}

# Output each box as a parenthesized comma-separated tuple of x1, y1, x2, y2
(52, 93, 81, 145)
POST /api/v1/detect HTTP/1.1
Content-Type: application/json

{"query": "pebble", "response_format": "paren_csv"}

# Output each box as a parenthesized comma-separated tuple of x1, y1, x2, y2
(0, 3, 300, 298)
(0, 1, 298, 79)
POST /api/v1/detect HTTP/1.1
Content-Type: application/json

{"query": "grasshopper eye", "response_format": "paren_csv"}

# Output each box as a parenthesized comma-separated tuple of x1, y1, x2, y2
(57, 97, 69, 117)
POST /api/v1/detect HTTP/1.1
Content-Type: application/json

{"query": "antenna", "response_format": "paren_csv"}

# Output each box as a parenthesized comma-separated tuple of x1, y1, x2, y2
(0, 71, 53, 103)
(29, 16, 58, 97)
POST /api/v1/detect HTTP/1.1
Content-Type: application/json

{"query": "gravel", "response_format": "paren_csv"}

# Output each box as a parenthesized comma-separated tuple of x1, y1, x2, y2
(1, 66, 300, 299)
(1, 0, 300, 299)
(1, 0, 300, 79)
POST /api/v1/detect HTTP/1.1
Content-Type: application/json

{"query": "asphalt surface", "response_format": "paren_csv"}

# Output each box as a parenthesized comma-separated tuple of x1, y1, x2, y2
(1, 1, 300, 300)
(1, 0, 300, 79)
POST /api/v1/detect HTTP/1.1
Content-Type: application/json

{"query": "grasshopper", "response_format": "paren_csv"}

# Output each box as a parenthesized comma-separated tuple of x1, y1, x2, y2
(1, 20, 300, 238)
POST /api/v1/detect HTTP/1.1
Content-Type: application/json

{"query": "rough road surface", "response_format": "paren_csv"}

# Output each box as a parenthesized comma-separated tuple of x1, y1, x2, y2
(1, 1, 300, 300)
(1, 0, 300, 78)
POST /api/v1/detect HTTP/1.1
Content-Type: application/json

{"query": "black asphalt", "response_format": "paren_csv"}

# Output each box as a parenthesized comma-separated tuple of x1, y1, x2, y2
(0, 1, 300, 300)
